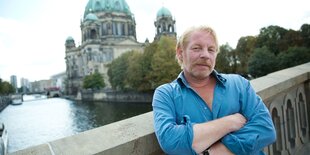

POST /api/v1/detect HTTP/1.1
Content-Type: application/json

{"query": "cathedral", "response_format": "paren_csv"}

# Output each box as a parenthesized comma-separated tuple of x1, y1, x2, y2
(65, 0, 176, 95)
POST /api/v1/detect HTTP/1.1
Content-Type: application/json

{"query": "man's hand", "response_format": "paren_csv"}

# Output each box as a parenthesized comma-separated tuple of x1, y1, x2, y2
(193, 113, 246, 154)
(209, 142, 234, 155)
(226, 113, 247, 132)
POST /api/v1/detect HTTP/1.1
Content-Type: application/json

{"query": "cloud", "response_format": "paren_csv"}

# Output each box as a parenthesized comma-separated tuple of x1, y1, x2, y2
(1, 0, 309, 82)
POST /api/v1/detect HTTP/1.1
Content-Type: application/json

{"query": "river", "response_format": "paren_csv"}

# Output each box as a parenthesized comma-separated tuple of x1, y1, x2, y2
(0, 95, 152, 153)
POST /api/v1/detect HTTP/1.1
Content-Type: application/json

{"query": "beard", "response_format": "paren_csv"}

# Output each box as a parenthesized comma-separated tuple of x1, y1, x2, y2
(188, 60, 214, 80)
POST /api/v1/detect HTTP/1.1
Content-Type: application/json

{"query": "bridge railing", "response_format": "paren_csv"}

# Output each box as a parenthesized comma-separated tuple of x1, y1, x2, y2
(253, 62, 310, 155)
(10, 62, 310, 155)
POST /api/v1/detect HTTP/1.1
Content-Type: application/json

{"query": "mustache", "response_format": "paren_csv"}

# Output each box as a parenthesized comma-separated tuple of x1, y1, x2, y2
(194, 60, 212, 67)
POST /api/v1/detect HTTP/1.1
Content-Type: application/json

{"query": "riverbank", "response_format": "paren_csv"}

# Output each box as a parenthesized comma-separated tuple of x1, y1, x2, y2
(75, 89, 154, 103)
(0, 96, 10, 112)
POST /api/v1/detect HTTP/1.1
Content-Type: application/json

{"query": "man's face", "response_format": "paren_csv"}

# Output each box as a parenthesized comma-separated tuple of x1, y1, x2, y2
(180, 30, 218, 80)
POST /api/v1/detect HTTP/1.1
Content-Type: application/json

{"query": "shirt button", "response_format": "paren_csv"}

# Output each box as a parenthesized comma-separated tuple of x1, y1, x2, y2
(204, 107, 207, 110)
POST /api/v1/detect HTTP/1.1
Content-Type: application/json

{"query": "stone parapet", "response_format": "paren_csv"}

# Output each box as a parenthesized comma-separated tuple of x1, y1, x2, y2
(0, 96, 10, 112)
(9, 62, 310, 155)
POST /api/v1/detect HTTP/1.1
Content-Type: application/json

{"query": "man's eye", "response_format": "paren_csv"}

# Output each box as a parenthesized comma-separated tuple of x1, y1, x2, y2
(209, 48, 216, 53)
(192, 46, 201, 50)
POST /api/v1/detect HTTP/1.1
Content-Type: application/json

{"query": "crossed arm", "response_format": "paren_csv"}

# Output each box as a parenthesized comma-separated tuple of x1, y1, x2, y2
(153, 81, 276, 155)
(192, 113, 246, 154)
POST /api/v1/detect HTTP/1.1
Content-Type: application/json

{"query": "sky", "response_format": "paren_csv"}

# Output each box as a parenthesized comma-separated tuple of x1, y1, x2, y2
(0, 0, 309, 86)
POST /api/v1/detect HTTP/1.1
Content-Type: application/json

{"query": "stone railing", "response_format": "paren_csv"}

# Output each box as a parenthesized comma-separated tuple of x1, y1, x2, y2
(79, 89, 153, 103)
(252, 62, 310, 155)
(0, 96, 10, 112)
(10, 62, 310, 155)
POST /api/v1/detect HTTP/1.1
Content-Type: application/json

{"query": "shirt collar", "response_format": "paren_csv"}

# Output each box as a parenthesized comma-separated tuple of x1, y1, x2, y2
(176, 70, 227, 88)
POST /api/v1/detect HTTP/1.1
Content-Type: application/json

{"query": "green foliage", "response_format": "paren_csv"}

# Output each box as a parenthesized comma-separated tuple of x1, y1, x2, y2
(126, 51, 145, 90)
(248, 47, 278, 78)
(256, 25, 288, 55)
(149, 36, 181, 89)
(300, 24, 310, 47)
(237, 24, 309, 78)
(107, 51, 133, 90)
(83, 72, 105, 89)
(235, 36, 257, 74)
(277, 47, 310, 70)
(0, 79, 15, 95)
(107, 36, 180, 92)
(216, 43, 235, 73)
(278, 29, 303, 51)
(107, 23, 310, 89)
(124, 43, 159, 91)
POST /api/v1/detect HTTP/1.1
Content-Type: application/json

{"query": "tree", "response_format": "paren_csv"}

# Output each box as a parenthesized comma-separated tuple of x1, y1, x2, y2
(83, 72, 105, 89)
(278, 29, 303, 51)
(125, 42, 158, 91)
(126, 51, 145, 90)
(0, 80, 15, 95)
(235, 36, 257, 74)
(149, 36, 181, 89)
(216, 43, 235, 73)
(248, 47, 278, 78)
(277, 47, 310, 70)
(256, 25, 287, 55)
(107, 51, 133, 90)
(300, 24, 310, 47)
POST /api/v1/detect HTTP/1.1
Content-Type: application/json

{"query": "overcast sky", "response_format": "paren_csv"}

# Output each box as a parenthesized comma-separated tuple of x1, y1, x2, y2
(0, 0, 309, 85)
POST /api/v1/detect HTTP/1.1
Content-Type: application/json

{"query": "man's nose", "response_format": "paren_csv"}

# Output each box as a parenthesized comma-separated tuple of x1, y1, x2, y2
(199, 48, 210, 58)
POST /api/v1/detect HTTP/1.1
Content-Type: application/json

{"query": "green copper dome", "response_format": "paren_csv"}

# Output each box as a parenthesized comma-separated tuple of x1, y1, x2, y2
(156, 7, 172, 18)
(84, 0, 132, 17)
(66, 36, 74, 41)
(84, 13, 99, 21)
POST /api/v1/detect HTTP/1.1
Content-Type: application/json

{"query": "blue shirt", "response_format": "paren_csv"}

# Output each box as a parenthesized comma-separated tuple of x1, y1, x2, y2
(152, 71, 276, 155)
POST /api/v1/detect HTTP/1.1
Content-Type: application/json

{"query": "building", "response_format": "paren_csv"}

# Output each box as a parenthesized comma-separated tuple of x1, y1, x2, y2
(50, 72, 66, 93)
(65, 0, 176, 95)
(20, 78, 30, 93)
(10, 75, 18, 93)
(154, 7, 176, 41)
(31, 80, 53, 93)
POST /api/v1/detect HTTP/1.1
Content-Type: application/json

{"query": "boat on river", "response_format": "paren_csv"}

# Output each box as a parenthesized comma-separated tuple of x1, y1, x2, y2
(0, 123, 8, 155)
(10, 94, 23, 105)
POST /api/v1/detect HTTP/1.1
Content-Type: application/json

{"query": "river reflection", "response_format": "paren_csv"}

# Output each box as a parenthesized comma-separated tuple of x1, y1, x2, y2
(0, 97, 152, 153)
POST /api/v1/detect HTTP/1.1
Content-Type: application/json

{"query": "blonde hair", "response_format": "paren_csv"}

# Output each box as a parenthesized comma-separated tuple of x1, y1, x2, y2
(176, 25, 220, 66)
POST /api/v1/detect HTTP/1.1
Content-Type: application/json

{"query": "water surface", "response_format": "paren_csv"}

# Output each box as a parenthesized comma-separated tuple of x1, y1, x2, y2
(0, 97, 152, 153)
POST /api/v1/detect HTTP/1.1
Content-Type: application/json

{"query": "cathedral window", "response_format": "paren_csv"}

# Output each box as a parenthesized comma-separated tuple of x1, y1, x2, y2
(95, 66, 99, 73)
(83, 33, 87, 41)
(128, 24, 131, 35)
(90, 29, 97, 39)
(107, 23, 112, 35)
(107, 23, 111, 29)
(122, 23, 125, 36)
(95, 1, 101, 11)
(113, 22, 117, 35)
(117, 22, 122, 36)
(114, 1, 120, 11)
(163, 23, 166, 31)
(168, 25, 173, 32)
(102, 23, 107, 35)
(130, 25, 134, 35)
(88, 53, 92, 61)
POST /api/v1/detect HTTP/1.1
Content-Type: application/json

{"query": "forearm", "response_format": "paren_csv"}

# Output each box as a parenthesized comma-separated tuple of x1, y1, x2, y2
(192, 113, 246, 153)
(208, 142, 234, 155)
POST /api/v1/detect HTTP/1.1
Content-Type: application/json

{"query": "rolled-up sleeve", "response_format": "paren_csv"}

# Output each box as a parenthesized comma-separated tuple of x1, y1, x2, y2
(222, 79, 276, 155)
(152, 84, 197, 155)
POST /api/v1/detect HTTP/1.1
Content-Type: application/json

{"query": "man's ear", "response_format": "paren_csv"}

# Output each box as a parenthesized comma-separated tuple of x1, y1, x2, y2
(176, 47, 183, 61)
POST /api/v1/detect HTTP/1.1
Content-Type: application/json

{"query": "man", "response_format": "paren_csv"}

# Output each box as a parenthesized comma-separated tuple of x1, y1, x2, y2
(152, 25, 276, 155)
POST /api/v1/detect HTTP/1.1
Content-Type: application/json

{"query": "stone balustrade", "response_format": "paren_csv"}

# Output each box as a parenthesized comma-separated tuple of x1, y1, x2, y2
(10, 62, 310, 155)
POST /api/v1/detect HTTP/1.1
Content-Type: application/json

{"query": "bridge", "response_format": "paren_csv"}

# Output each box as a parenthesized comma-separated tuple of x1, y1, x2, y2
(21, 87, 62, 99)
(10, 62, 310, 155)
